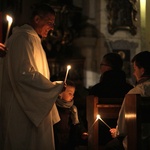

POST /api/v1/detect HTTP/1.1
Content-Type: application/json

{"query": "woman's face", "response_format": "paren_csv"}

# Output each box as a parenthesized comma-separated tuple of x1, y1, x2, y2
(133, 62, 145, 81)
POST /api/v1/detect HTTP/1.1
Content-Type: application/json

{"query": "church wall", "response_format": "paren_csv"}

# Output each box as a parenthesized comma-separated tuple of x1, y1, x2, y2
(0, 0, 145, 88)
(77, 0, 142, 88)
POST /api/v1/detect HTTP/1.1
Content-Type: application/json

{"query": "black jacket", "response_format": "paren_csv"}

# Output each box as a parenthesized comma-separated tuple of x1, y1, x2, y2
(53, 106, 87, 150)
(89, 70, 133, 100)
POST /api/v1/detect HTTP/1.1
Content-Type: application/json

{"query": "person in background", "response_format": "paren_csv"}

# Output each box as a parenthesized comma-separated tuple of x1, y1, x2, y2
(89, 52, 133, 99)
(0, 3, 64, 150)
(89, 52, 133, 145)
(54, 80, 88, 150)
(0, 43, 7, 57)
(105, 51, 150, 150)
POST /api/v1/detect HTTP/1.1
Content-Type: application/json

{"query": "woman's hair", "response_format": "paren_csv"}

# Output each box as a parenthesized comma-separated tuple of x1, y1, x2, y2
(132, 51, 150, 76)
(30, 3, 55, 20)
(103, 52, 123, 70)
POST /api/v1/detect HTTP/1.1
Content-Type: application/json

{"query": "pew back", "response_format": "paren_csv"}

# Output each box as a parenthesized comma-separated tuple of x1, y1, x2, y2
(125, 94, 150, 150)
(86, 95, 123, 150)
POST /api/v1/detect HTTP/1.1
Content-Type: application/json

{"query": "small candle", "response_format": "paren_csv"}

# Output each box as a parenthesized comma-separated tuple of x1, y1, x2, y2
(64, 65, 71, 83)
(97, 114, 111, 129)
(88, 117, 98, 133)
(4, 15, 13, 45)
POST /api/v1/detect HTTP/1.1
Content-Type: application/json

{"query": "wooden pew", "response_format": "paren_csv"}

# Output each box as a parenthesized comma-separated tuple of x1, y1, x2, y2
(86, 95, 123, 150)
(125, 94, 150, 150)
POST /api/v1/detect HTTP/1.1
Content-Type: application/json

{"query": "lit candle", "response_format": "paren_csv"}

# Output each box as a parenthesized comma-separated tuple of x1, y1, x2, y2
(4, 15, 13, 45)
(97, 114, 111, 129)
(88, 117, 98, 133)
(64, 65, 71, 83)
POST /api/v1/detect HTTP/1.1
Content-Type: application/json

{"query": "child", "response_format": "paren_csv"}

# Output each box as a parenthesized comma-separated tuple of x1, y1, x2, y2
(54, 80, 88, 150)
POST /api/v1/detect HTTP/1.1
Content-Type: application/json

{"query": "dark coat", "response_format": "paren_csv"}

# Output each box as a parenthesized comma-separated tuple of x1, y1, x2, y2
(89, 70, 133, 99)
(53, 106, 87, 150)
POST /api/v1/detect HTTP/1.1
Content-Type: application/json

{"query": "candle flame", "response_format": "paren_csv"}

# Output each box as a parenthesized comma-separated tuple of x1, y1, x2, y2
(4, 15, 13, 45)
(67, 65, 71, 70)
(64, 65, 71, 83)
(6, 15, 13, 24)
(96, 114, 111, 129)
(96, 114, 101, 121)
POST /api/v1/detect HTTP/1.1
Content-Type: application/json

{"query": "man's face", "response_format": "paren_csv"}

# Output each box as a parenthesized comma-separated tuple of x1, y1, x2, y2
(34, 13, 55, 38)
(100, 59, 112, 74)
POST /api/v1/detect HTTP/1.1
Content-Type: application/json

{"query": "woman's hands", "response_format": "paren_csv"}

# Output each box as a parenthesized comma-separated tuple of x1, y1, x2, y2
(110, 128, 117, 138)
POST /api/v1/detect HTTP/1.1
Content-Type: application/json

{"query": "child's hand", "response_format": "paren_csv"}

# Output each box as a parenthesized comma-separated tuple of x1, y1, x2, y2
(81, 132, 88, 140)
(70, 105, 79, 125)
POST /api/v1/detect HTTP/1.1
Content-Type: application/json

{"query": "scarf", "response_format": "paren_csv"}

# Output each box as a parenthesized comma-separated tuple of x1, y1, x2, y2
(56, 97, 79, 125)
(56, 97, 74, 108)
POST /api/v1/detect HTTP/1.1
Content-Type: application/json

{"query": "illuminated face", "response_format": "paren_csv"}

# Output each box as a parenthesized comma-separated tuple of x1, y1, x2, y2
(133, 62, 145, 81)
(34, 13, 55, 38)
(59, 86, 75, 102)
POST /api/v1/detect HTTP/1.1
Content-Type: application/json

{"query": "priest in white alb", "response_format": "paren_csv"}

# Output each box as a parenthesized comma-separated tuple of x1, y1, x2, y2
(0, 3, 64, 150)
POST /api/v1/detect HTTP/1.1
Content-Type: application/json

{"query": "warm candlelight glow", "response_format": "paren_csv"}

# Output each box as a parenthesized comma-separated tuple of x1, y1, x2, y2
(5, 14, 13, 44)
(88, 114, 110, 133)
(97, 114, 111, 129)
(88, 118, 98, 133)
(6, 15, 13, 24)
(67, 65, 71, 70)
(88, 114, 111, 134)
(64, 65, 71, 83)
(96, 114, 101, 120)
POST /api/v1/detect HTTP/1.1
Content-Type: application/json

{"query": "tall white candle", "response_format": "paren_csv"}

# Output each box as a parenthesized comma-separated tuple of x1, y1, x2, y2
(64, 65, 71, 83)
(4, 15, 13, 45)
